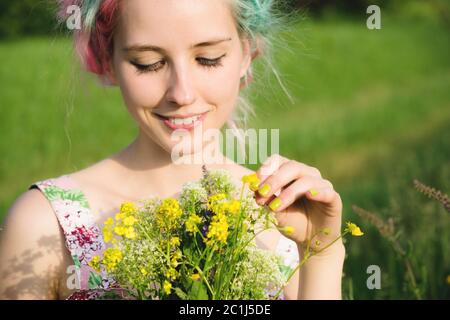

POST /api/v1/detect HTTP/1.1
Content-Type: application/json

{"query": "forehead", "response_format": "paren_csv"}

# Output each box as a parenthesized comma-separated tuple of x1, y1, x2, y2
(116, 0, 237, 46)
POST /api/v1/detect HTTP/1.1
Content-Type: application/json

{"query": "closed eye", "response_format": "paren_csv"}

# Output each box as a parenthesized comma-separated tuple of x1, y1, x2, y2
(197, 54, 226, 68)
(130, 60, 165, 73)
(130, 54, 226, 74)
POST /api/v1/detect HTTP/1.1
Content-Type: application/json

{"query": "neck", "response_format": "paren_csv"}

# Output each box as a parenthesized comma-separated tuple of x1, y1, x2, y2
(108, 128, 232, 198)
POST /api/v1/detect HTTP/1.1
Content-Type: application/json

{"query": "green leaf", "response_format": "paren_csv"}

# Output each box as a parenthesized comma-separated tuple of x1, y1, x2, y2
(42, 185, 65, 201)
(60, 190, 90, 208)
(72, 254, 81, 269)
(174, 287, 188, 300)
(88, 271, 103, 289)
(188, 279, 209, 300)
(42, 186, 90, 208)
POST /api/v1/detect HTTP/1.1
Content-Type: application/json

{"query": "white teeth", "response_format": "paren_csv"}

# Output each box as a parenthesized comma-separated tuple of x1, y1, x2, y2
(169, 115, 200, 126)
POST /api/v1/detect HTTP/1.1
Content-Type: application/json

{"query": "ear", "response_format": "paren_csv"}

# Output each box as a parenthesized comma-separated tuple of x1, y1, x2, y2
(239, 37, 252, 79)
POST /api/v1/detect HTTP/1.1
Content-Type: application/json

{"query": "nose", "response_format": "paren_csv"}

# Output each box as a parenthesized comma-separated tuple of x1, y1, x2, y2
(165, 62, 196, 106)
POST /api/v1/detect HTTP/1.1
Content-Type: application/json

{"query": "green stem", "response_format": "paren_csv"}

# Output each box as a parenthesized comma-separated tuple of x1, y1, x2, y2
(184, 259, 216, 298)
(314, 232, 346, 255)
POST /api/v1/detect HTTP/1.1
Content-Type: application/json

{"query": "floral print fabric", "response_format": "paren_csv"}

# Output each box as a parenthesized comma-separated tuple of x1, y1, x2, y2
(29, 175, 115, 299)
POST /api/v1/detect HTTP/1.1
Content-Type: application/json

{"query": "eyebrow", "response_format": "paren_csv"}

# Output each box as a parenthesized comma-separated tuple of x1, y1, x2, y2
(123, 37, 232, 53)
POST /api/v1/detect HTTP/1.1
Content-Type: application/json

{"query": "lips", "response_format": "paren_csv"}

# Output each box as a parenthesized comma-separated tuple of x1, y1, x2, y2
(154, 111, 209, 131)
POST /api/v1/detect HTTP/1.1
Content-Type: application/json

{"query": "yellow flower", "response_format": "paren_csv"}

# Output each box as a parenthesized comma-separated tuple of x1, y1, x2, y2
(104, 217, 114, 226)
(242, 173, 260, 192)
(123, 216, 137, 226)
(163, 280, 172, 295)
(156, 198, 183, 230)
(120, 202, 137, 215)
(208, 193, 227, 204)
(185, 213, 202, 234)
(115, 212, 126, 221)
(170, 237, 181, 247)
(208, 193, 227, 209)
(346, 222, 364, 236)
(103, 227, 113, 243)
(88, 256, 101, 272)
(109, 205, 139, 240)
(103, 247, 123, 272)
(191, 273, 201, 281)
(124, 226, 136, 239)
(446, 275, 450, 285)
(172, 249, 182, 261)
(140, 268, 148, 276)
(208, 194, 241, 217)
(242, 173, 260, 185)
(169, 249, 182, 268)
(170, 257, 179, 268)
(114, 225, 126, 236)
(206, 214, 229, 246)
(226, 200, 241, 215)
(165, 267, 179, 281)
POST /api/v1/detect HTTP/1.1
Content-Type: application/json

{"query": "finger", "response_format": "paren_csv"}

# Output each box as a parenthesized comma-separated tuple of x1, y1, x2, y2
(255, 160, 323, 203)
(256, 154, 289, 182)
(305, 186, 343, 213)
(266, 176, 331, 212)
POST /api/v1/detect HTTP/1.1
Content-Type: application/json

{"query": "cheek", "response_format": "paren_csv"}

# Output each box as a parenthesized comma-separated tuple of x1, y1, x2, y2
(116, 62, 164, 109)
(202, 60, 241, 112)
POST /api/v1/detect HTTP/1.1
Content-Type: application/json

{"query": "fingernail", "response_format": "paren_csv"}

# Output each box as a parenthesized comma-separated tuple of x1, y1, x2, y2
(258, 184, 271, 197)
(309, 189, 319, 196)
(268, 197, 282, 211)
(249, 181, 259, 192)
(282, 225, 295, 235)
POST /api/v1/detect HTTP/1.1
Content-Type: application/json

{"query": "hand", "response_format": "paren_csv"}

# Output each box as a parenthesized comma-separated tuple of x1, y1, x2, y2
(253, 154, 343, 247)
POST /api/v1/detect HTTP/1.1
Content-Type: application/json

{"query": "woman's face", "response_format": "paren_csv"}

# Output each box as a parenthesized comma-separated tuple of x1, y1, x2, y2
(111, 0, 251, 156)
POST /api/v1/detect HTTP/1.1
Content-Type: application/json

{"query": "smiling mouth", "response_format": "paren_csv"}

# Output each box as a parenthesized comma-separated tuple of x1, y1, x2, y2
(153, 111, 209, 131)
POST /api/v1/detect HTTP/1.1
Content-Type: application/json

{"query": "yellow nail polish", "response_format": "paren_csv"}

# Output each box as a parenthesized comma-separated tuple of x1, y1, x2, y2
(309, 189, 319, 196)
(258, 184, 271, 196)
(249, 181, 259, 191)
(283, 226, 295, 235)
(268, 197, 282, 211)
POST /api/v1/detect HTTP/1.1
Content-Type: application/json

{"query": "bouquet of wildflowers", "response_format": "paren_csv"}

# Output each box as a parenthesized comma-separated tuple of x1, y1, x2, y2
(91, 166, 364, 300)
(93, 166, 287, 299)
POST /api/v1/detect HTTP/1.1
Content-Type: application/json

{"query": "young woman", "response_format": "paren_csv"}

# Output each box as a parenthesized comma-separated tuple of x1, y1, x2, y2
(0, 0, 345, 300)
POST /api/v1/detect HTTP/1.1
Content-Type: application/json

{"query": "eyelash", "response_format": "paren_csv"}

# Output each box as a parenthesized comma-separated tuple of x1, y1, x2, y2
(130, 54, 226, 74)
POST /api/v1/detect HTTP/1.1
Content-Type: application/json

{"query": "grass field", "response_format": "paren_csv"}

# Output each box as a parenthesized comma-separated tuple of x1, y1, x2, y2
(0, 14, 449, 299)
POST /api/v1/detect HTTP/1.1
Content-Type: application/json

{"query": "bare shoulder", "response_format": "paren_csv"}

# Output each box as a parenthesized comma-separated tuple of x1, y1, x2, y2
(0, 189, 66, 299)
(3, 188, 62, 235)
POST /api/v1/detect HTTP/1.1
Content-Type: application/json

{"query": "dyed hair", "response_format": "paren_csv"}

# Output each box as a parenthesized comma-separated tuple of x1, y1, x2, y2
(57, 0, 119, 80)
(57, 0, 296, 156)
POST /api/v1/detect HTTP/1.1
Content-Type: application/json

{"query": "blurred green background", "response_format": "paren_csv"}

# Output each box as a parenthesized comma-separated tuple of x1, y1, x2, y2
(0, 0, 449, 299)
